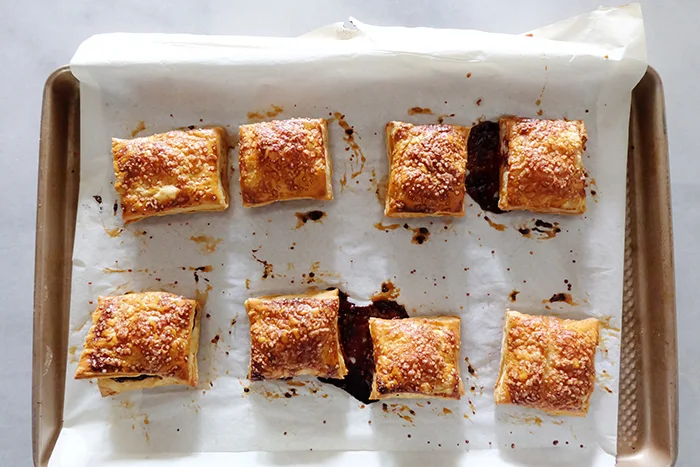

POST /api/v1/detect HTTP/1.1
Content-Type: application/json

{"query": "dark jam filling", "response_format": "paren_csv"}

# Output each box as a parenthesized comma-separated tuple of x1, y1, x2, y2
(318, 290, 408, 404)
(465, 121, 503, 213)
(112, 374, 155, 383)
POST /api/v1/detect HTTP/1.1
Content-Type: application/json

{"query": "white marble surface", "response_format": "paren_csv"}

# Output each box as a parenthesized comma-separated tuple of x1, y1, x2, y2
(0, 1, 696, 465)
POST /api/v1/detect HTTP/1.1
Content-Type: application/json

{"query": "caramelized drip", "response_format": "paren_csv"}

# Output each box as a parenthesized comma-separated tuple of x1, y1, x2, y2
(465, 121, 503, 213)
(319, 290, 408, 403)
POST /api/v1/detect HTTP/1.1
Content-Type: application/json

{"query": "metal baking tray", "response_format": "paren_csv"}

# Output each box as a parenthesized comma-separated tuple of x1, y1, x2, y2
(32, 66, 678, 466)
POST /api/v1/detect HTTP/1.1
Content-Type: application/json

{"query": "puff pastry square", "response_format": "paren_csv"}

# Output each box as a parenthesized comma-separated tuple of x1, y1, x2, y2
(498, 117, 587, 214)
(238, 118, 333, 207)
(369, 316, 464, 400)
(112, 128, 230, 223)
(495, 310, 600, 416)
(74, 292, 201, 397)
(385, 122, 469, 217)
(245, 289, 347, 380)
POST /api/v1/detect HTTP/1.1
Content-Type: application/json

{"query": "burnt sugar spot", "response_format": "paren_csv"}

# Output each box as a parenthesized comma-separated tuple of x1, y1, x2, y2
(465, 357, 478, 377)
(543, 293, 578, 306)
(466, 121, 503, 213)
(411, 227, 430, 245)
(295, 210, 326, 228)
(509, 290, 519, 302)
(407, 107, 433, 115)
(332, 112, 366, 179)
(93, 195, 103, 205)
(319, 290, 408, 404)
(516, 219, 561, 239)
(251, 251, 274, 279)
(484, 215, 506, 232)
(436, 113, 455, 124)
(113, 201, 119, 216)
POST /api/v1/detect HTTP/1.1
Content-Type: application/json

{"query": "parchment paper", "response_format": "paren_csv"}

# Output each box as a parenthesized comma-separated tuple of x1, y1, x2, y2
(54, 4, 647, 466)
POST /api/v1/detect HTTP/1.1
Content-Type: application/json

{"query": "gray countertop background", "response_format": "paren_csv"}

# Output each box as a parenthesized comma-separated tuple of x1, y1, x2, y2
(1, 1, 696, 465)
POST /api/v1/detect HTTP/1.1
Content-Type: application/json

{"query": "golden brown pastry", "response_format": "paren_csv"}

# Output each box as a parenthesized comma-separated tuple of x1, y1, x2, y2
(369, 316, 464, 400)
(238, 118, 332, 207)
(384, 122, 469, 218)
(74, 292, 201, 397)
(495, 310, 599, 416)
(245, 289, 346, 380)
(112, 128, 230, 223)
(498, 117, 587, 214)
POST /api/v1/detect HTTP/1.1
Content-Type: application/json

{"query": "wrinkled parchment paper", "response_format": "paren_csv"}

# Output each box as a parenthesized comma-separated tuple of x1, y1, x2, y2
(54, 4, 646, 466)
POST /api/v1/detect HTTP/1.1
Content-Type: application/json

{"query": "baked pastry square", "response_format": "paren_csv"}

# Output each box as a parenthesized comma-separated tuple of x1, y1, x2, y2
(369, 316, 464, 400)
(112, 128, 230, 223)
(245, 289, 347, 380)
(385, 122, 469, 217)
(75, 292, 201, 397)
(498, 117, 587, 214)
(495, 310, 600, 416)
(238, 118, 332, 207)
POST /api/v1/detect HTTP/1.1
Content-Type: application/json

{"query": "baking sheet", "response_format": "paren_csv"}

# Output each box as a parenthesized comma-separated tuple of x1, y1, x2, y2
(54, 4, 647, 466)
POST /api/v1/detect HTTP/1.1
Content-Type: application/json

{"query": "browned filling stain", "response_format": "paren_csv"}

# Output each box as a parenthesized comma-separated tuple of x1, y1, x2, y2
(252, 252, 274, 280)
(543, 292, 578, 306)
(603, 386, 613, 393)
(484, 215, 506, 231)
(516, 219, 561, 239)
(441, 407, 453, 416)
(211, 334, 220, 345)
(295, 210, 326, 228)
(247, 105, 284, 122)
(300, 262, 340, 285)
(468, 399, 476, 415)
(195, 283, 213, 307)
(407, 107, 433, 115)
(599, 315, 621, 332)
(381, 403, 416, 424)
(373, 222, 402, 232)
(375, 174, 388, 203)
(103, 267, 129, 273)
(411, 227, 430, 245)
(189, 235, 223, 253)
(466, 72, 472, 78)
(588, 176, 599, 202)
(371, 281, 400, 301)
(367, 168, 381, 200)
(245, 279, 251, 290)
(537, 73, 548, 110)
(319, 290, 408, 404)
(131, 120, 146, 138)
(68, 345, 78, 363)
(286, 380, 306, 387)
(103, 226, 123, 237)
(476, 98, 482, 106)
(332, 112, 366, 179)
(466, 121, 503, 213)
(509, 290, 519, 302)
(436, 113, 456, 124)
